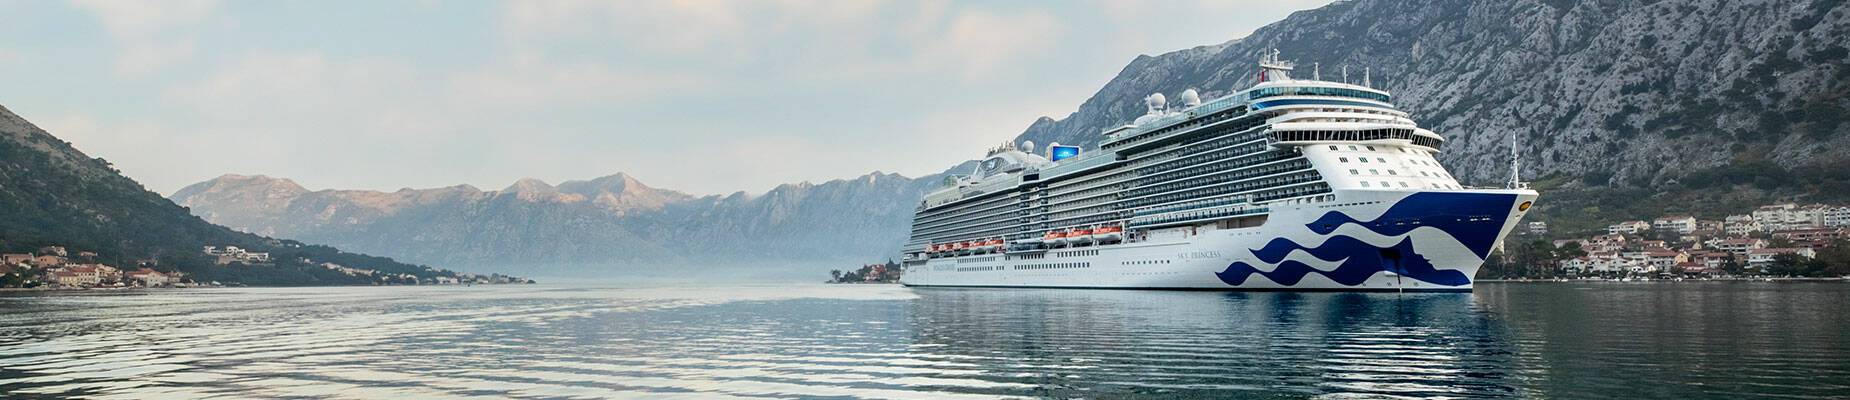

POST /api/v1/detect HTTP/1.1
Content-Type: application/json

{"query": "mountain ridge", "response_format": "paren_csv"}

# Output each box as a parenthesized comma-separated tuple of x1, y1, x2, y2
(170, 169, 943, 273)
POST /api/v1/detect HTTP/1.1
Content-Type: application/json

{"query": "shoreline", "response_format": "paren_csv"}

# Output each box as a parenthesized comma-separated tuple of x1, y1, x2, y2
(0, 283, 536, 292)
(1480, 277, 1848, 283)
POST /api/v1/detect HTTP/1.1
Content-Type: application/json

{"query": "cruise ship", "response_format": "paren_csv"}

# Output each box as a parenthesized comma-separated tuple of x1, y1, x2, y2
(898, 51, 1537, 291)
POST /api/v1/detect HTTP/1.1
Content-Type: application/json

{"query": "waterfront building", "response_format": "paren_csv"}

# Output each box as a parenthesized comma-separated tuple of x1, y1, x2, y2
(1754, 203, 1828, 231)
(2, 253, 31, 266)
(1584, 235, 1627, 252)
(1690, 251, 1733, 269)
(50, 265, 107, 287)
(1746, 247, 1817, 268)
(1652, 216, 1697, 234)
(1608, 220, 1650, 235)
(1645, 250, 1685, 270)
(1774, 228, 1846, 248)
(1675, 261, 1717, 276)
(205, 245, 273, 265)
(125, 268, 170, 286)
(1708, 238, 1768, 256)
(1527, 221, 1549, 235)
(1725, 215, 1762, 235)
(1824, 206, 1850, 228)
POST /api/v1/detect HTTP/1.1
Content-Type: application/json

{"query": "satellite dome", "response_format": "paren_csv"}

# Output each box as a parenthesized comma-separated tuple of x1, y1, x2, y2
(1145, 93, 1167, 114)
(1022, 140, 1035, 154)
(1180, 89, 1202, 108)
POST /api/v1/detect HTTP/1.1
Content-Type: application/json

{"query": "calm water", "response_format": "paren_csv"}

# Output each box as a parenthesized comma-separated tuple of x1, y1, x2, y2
(1, 282, 1847, 399)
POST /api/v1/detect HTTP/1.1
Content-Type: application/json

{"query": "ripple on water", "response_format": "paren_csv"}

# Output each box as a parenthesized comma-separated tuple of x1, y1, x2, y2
(0, 283, 1847, 398)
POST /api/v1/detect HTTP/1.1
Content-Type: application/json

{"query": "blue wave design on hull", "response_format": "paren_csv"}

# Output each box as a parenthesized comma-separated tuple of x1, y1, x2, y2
(1216, 192, 1518, 287)
(1217, 236, 1469, 286)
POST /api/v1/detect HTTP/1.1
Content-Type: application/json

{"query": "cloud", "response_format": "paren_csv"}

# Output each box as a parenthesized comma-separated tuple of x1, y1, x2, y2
(503, 0, 749, 56)
(914, 9, 1062, 79)
(69, 0, 217, 77)
(497, 1, 1057, 81)
(445, 55, 709, 109)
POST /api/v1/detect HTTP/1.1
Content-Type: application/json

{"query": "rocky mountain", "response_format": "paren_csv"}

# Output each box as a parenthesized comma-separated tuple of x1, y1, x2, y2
(1016, 0, 1849, 189)
(0, 104, 458, 285)
(171, 171, 943, 274)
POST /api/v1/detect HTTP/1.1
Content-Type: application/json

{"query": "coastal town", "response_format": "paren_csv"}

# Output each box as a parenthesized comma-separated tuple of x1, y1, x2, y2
(1, 244, 533, 290)
(1491, 202, 1850, 279)
(828, 261, 903, 284)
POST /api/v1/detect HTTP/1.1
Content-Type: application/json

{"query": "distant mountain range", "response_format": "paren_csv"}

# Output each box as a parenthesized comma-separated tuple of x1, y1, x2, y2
(0, 105, 459, 286)
(171, 170, 950, 274)
(171, 0, 1850, 274)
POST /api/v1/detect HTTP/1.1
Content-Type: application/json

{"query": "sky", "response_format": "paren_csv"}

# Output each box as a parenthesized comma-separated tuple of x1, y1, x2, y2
(0, 0, 1332, 196)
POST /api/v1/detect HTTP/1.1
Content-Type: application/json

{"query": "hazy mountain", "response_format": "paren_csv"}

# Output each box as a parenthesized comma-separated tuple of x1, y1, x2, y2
(172, 171, 943, 274)
(0, 105, 454, 285)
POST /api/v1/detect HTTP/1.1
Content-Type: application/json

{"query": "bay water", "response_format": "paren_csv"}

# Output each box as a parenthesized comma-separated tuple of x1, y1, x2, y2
(1, 282, 1846, 399)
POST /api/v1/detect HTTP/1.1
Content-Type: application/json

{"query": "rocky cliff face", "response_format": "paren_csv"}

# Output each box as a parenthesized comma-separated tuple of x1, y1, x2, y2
(1016, 0, 1850, 187)
(171, 171, 942, 272)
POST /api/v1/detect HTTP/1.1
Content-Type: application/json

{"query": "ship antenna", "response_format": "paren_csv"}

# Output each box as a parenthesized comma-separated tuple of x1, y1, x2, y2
(1363, 66, 1372, 87)
(1341, 65, 1349, 83)
(1313, 62, 1321, 81)
(1506, 135, 1529, 189)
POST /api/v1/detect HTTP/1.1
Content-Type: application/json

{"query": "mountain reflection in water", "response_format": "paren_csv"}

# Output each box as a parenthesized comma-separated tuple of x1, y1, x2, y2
(0, 282, 1845, 399)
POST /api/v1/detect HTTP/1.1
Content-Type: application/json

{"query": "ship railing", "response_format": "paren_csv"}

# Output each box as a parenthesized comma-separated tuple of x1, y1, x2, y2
(1132, 196, 1250, 217)
(1038, 153, 1117, 178)
(1128, 206, 1269, 228)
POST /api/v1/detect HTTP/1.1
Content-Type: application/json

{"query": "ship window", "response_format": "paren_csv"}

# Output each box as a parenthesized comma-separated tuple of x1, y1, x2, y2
(1360, 181, 1370, 187)
(1348, 146, 1358, 151)
(1369, 169, 1378, 175)
(1377, 158, 1387, 163)
(1349, 169, 1359, 175)
(1328, 145, 1338, 150)
(1399, 182, 1410, 187)
(1358, 158, 1368, 163)
(1388, 170, 1397, 175)
(1380, 181, 1390, 187)
(1339, 157, 1349, 162)
(1366, 146, 1377, 151)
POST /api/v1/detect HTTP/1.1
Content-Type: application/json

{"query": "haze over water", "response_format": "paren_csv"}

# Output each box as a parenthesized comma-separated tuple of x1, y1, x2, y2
(1, 282, 1846, 399)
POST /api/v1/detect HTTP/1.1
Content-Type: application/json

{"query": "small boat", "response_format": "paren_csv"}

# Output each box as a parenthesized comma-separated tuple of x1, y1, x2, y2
(1069, 228, 1094, 245)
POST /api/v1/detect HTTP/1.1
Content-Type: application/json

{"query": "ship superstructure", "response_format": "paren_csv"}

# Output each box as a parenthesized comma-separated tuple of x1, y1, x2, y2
(899, 50, 1537, 291)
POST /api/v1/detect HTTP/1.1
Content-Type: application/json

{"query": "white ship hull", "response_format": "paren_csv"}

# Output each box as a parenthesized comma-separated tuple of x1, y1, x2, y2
(902, 189, 1536, 291)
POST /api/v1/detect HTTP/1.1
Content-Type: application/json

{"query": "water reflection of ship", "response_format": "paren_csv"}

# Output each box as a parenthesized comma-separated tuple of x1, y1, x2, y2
(903, 289, 1519, 398)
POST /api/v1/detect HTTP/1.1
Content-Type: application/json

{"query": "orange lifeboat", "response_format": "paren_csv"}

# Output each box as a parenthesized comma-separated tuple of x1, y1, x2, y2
(1045, 230, 1069, 246)
(1070, 228, 1094, 244)
(1094, 226, 1124, 243)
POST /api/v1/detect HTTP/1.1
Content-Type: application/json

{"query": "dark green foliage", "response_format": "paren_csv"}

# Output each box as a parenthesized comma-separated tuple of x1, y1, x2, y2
(0, 106, 453, 285)
(1529, 159, 1850, 239)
